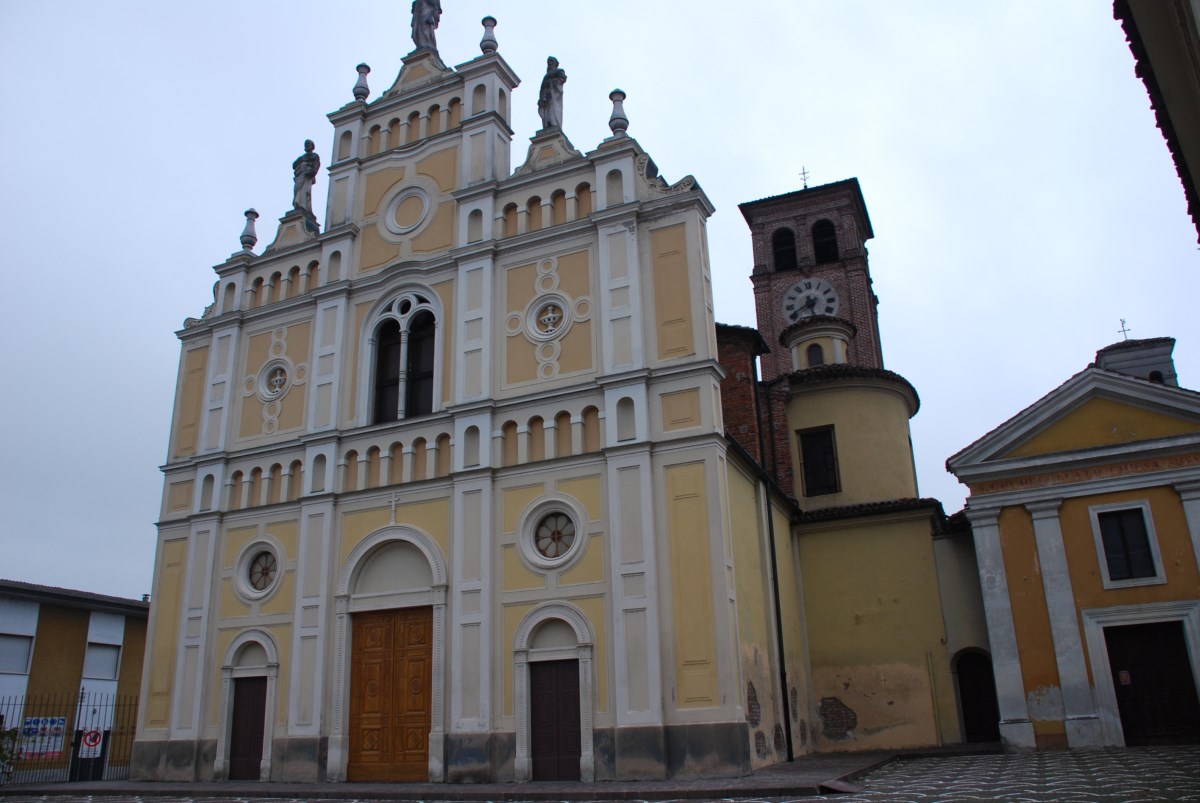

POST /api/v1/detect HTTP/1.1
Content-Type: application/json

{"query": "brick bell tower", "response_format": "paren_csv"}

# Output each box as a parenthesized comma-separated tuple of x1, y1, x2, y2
(739, 178, 882, 381)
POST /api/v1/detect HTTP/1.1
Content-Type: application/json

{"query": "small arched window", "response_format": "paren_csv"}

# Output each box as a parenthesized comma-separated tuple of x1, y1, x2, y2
(772, 229, 798, 271)
(806, 343, 825, 367)
(372, 292, 439, 423)
(812, 219, 839, 264)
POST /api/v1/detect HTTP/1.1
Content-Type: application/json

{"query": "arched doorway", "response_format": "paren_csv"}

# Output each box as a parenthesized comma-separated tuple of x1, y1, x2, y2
(330, 527, 447, 782)
(214, 631, 280, 781)
(955, 649, 1001, 743)
(513, 603, 595, 782)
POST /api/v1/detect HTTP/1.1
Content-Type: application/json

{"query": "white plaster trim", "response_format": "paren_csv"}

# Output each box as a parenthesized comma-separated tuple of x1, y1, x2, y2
(354, 284, 447, 425)
(514, 494, 591, 573)
(288, 499, 333, 738)
(512, 602, 596, 782)
(605, 451, 664, 727)
(232, 535, 286, 603)
(949, 368, 1200, 473)
(1025, 501, 1102, 747)
(964, 509, 1035, 749)
(330, 526, 448, 782)
(1087, 499, 1167, 589)
(1177, 481, 1200, 576)
(213, 629, 280, 781)
(966, 466, 1200, 511)
(450, 478, 493, 734)
(306, 298, 346, 433)
(1081, 600, 1200, 746)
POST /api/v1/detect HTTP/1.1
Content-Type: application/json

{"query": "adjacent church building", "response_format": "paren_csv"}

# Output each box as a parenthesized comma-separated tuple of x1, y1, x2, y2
(134, 10, 999, 784)
(948, 338, 1200, 750)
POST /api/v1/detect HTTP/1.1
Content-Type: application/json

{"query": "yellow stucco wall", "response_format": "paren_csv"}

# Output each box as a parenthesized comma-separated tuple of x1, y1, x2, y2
(1006, 398, 1200, 459)
(786, 385, 917, 506)
(665, 462, 717, 708)
(340, 498, 451, 570)
(651, 225, 695, 361)
(173, 346, 209, 459)
(727, 463, 787, 767)
(238, 322, 311, 440)
(797, 513, 955, 750)
(144, 538, 186, 728)
(1060, 485, 1200, 610)
(500, 597, 609, 718)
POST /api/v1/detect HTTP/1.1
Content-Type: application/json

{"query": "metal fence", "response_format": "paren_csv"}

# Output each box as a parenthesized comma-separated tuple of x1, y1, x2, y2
(0, 692, 139, 785)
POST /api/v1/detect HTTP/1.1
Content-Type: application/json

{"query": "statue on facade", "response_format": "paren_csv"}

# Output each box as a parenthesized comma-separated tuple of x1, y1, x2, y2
(411, 0, 442, 53)
(292, 140, 320, 216)
(537, 56, 566, 130)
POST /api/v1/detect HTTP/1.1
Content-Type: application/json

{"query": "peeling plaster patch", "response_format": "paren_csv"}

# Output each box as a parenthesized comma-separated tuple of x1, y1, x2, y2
(799, 719, 808, 748)
(819, 696, 858, 740)
(754, 730, 769, 758)
(1026, 685, 1065, 720)
(747, 681, 762, 727)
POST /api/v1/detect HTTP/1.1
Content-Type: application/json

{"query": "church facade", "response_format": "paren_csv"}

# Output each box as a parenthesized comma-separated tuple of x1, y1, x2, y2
(134, 11, 990, 784)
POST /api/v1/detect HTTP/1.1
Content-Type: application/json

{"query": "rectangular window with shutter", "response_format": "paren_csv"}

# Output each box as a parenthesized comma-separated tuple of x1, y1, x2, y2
(1089, 501, 1165, 589)
(798, 426, 840, 496)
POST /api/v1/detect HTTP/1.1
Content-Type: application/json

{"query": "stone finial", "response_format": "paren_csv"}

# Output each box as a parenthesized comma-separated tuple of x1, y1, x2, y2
(608, 89, 629, 136)
(480, 16, 498, 54)
(353, 63, 371, 102)
(240, 209, 259, 250)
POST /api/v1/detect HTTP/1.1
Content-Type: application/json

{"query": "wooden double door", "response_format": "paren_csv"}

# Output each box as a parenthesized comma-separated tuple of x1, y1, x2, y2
(349, 607, 433, 781)
(1105, 621, 1200, 745)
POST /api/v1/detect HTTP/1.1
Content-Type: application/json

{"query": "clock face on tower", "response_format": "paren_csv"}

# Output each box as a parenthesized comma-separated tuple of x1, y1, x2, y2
(782, 279, 840, 323)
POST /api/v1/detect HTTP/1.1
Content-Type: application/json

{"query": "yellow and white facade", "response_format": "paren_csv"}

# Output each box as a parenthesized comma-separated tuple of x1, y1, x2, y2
(135, 30, 809, 783)
(948, 338, 1200, 750)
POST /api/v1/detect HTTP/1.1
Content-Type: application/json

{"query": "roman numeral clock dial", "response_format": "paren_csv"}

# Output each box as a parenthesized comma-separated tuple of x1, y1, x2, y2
(782, 279, 840, 323)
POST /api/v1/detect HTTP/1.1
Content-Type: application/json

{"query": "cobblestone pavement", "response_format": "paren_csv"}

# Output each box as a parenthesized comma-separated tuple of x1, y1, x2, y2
(0, 747, 1197, 802)
(797, 746, 1200, 803)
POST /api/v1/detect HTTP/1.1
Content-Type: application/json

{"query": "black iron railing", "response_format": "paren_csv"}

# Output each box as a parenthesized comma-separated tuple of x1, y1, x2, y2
(0, 692, 138, 785)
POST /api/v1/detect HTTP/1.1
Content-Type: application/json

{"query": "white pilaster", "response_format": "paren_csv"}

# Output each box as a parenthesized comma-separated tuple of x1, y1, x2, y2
(1176, 481, 1200, 573)
(1026, 500, 1103, 747)
(966, 506, 1035, 749)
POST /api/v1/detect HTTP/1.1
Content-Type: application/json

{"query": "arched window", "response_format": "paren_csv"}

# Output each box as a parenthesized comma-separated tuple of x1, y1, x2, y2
(772, 229, 798, 271)
(812, 219, 839, 264)
(406, 311, 435, 416)
(806, 343, 825, 367)
(372, 292, 439, 423)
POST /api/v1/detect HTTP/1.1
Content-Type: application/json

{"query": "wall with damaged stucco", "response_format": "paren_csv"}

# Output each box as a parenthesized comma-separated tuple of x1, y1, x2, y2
(796, 510, 961, 751)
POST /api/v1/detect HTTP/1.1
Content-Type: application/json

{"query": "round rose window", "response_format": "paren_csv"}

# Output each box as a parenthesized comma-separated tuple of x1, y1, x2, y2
(534, 513, 576, 559)
(248, 550, 278, 591)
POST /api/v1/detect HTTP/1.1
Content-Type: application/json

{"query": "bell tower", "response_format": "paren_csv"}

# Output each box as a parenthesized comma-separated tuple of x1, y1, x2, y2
(739, 178, 882, 381)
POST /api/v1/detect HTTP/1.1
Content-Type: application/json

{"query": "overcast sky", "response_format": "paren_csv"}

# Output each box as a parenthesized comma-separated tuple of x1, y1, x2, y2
(1, 1, 1195, 599)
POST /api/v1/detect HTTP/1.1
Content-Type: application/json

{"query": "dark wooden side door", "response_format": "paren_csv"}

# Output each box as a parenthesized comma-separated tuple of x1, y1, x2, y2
(956, 651, 1001, 743)
(348, 607, 433, 781)
(228, 676, 267, 780)
(1105, 621, 1200, 745)
(530, 659, 581, 781)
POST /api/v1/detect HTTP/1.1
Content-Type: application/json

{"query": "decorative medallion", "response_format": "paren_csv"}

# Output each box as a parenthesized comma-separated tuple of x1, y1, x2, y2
(534, 512, 576, 559)
(508, 257, 593, 381)
(243, 328, 308, 435)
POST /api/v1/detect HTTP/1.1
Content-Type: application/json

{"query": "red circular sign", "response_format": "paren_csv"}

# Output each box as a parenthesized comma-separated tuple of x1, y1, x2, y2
(82, 730, 102, 748)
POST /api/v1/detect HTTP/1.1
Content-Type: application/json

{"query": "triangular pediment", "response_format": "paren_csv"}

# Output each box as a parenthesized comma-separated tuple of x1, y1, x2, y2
(1002, 396, 1200, 458)
(948, 367, 1200, 479)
